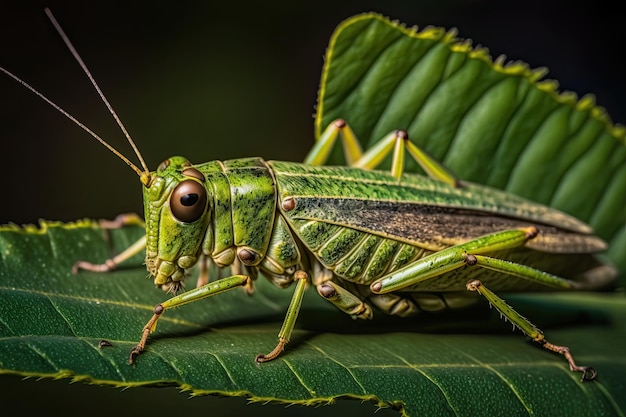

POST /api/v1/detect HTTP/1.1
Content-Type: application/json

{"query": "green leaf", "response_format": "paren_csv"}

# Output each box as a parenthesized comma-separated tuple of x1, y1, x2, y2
(316, 13, 626, 280)
(1, 221, 626, 416)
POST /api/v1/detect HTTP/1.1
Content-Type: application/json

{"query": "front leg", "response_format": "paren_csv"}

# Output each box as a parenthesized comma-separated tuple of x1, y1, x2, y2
(129, 274, 251, 364)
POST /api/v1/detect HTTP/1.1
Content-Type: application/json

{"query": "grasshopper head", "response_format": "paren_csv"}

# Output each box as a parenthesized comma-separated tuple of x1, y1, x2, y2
(142, 156, 211, 293)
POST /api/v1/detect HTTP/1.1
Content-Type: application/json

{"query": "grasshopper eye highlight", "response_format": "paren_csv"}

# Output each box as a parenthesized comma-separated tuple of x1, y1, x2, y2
(170, 180, 207, 223)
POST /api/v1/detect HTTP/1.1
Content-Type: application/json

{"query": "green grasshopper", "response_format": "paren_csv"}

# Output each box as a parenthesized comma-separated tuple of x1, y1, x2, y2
(1, 9, 616, 382)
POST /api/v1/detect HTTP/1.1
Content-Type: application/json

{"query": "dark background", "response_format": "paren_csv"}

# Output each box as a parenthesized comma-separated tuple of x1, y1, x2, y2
(1, 1, 624, 416)
(1, 0, 624, 225)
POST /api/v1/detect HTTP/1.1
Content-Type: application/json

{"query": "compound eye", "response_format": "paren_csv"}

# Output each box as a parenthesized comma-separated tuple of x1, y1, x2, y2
(170, 180, 207, 223)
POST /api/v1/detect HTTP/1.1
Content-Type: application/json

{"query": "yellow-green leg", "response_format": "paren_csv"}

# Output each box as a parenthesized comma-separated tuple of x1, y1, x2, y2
(316, 280, 373, 319)
(256, 270, 309, 362)
(370, 226, 596, 381)
(370, 227, 577, 293)
(304, 119, 363, 166)
(306, 118, 459, 186)
(73, 213, 146, 274)
(466, 279, 596, 381)
(129, 274, 251, 364)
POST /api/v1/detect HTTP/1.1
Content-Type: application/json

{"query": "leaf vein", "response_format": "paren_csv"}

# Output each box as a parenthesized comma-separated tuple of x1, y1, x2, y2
(504, 102, 562, 193)
(0, 315, 15, 336)
(485, 77, 530, 185)
(336, 20, 404, 110)
(26, 343, 59, 370)
(282, 359, 317, 397)
(209, 353, 237, 388)
(369, 36, 440, 140)
(152, 350, 187, 381)
(548, 125, 609, 216)
(46, 296, 78, 338)
(305, 343, 368, 394)
(437, 338, 534, 415)
(444, 75, 514, 164)
(595, 381, 626, 417)
(386, 349, 461, 417)
(1, 286, 204, 330)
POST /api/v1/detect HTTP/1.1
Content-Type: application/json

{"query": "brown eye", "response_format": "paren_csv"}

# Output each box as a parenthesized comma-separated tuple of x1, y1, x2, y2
(170, 180, 207, 223)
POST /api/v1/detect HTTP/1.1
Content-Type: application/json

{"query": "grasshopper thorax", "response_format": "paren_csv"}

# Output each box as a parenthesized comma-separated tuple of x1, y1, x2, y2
(144, 156, 211, 293)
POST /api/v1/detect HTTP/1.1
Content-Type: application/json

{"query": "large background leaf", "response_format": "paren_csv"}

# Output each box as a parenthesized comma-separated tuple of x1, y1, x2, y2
(315, 14, 626, 279)
(1, 2, 625, 417)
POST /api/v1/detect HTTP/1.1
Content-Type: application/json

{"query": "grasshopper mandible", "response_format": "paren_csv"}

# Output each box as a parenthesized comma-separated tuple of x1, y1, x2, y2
(1, 9, 616, 382)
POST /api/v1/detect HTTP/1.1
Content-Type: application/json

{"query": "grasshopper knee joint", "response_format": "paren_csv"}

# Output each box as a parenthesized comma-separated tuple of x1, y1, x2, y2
(466, 279, 482, 292)
(371, 282, 382, 293)
(464, 253, 478, 266)
(525, 226, 539, 239)
(154, 304, 164, 315)
(293, 270, 308, 281)
(396, 129, 408, 140)
(333, 118, 346, 128)
(317, 283, 335, 298)
(281, 197, 296, 211)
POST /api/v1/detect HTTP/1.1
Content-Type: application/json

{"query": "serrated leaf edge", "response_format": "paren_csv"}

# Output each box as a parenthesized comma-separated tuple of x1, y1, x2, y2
(315, 13, 625, 145)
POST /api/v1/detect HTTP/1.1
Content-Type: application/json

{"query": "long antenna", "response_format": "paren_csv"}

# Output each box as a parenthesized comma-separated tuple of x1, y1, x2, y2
(43, 8, 151, 180)
(0, 66, 147, 181)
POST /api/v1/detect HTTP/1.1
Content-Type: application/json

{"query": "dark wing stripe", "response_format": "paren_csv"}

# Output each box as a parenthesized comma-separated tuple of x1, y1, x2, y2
(284, 196, 606, 253)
